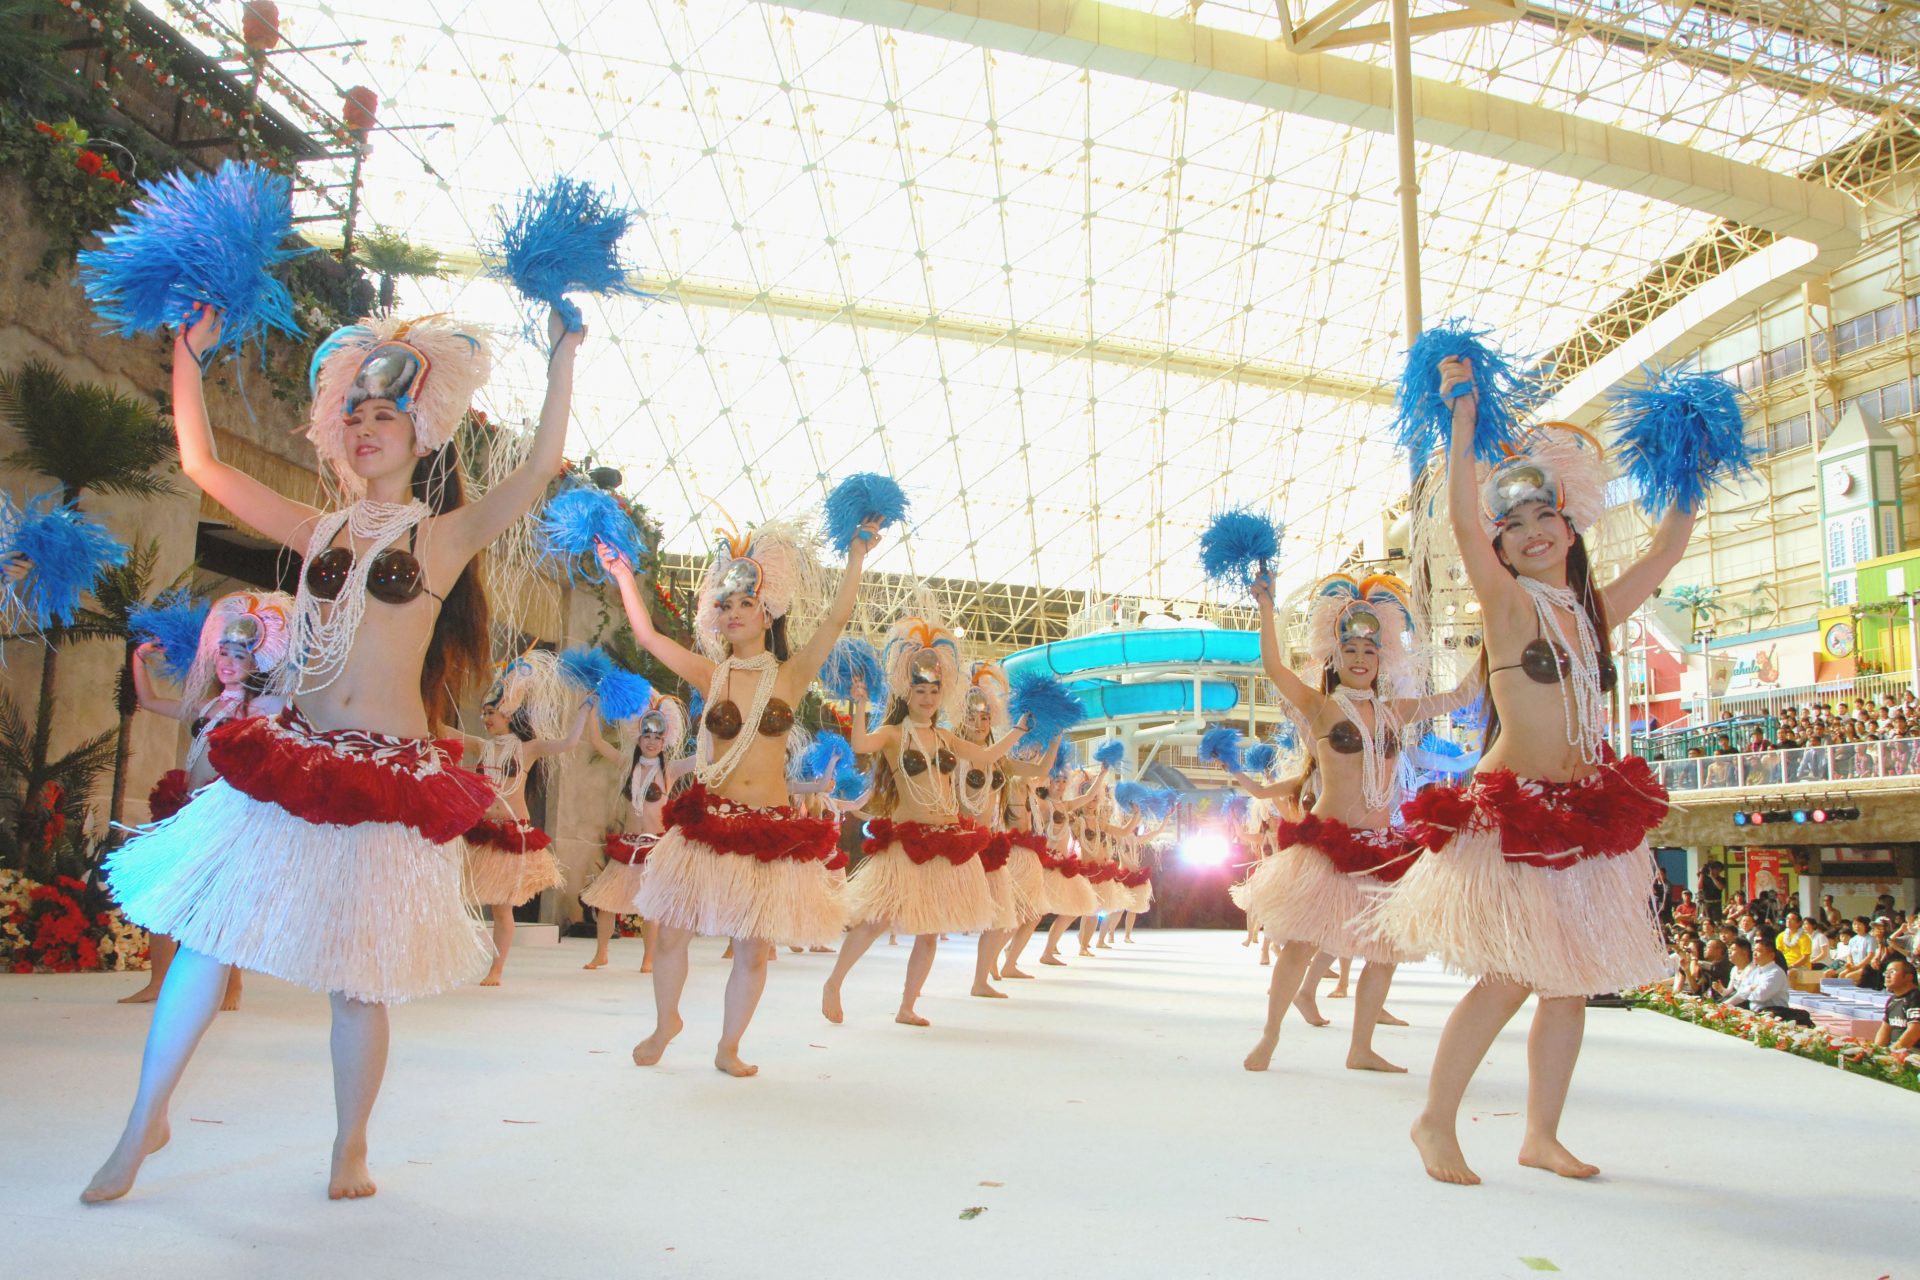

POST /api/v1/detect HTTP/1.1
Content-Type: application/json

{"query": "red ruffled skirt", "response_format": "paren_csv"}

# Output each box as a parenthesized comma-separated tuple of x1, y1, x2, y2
(1120, 865, 1153, 914)
(1239, 816, 1420, 964)
(463, 817, 563, 907)
(1371, 758, 1673, 996)
(632, 783, 844, 946)
(582, 832, 658, 914)
(843, 819, 995, 935)
(1039, 838, 1101, 918)
(147, 769, 194, 823)
(105, 707, 493, 1004)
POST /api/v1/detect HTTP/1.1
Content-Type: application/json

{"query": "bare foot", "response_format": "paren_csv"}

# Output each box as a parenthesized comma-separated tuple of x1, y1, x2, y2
(822, 987, 845, 1025)
(895, 1010, 930, 1027)
(328, 1141, 376, 1200)
(809, 946, 835, 954)
(584, 955, 609, 970)
(220, 989, 242, 1014)
(639, 961, 653, 974)
(1346, 1049, 1407, 1073)
(1292, 996, 1329, 1027)
(1259, 954, 1271, 966)
(714, 1049, 759, 1077)
(80, 1117, 169, 1204)
(1328, 986, 1349, 999)
(1518, 1138, 1600, 1179)
(117, 984, 161, 1005)
(479, 969, 503, 988)
(1002, 964, 1034, 979)
(632, 1014, 683, 1066)
(1376, 1009, 1408, 1026)
(1243, 1034, 1278, 1072)
(1096, 941, 1112, 950)
(970, 983, 1008, 999)
(1076, 947, 1095, 957)
(1411, 1118, 1480, 1186)
(1039, 952, 1067, 966)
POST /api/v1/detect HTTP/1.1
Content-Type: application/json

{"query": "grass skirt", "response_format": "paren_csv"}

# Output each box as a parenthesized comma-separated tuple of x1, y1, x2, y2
(581, 833, 655, 914)
(1372, 760, 1672, 996)
(984, 865, 1018, 932)
(843, 839, 996, 935)
(1041, 861, 1100, 918)
(1006, 836, 1048, 919)
(105, 708, 492, 1004)
(107, 782, 488, 1004)
(463, 819, 563, 907)
(1242, 838, 1416, 965)
(632, 785, 843, 947)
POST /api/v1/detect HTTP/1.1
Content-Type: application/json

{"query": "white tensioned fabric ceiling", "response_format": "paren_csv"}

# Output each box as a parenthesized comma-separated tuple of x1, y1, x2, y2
(178, 0, 1877, 603)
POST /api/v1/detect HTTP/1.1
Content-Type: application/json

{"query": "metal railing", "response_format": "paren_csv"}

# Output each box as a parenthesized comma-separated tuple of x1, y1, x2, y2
(1681, 672, 1920, 730)
(1656, 737, 1920, 794)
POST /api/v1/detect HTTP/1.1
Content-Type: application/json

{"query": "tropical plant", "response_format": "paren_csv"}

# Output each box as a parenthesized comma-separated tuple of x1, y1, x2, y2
(353, 228, 444, 313)
(1667, 584, 1725, 636)
(0, 695, 117, 883)
(62, 540, 194, 841)
(0, 360, 173, 869)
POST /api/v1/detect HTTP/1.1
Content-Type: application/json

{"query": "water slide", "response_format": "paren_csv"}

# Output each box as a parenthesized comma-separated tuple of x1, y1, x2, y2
(1001, 627, 1260, 723)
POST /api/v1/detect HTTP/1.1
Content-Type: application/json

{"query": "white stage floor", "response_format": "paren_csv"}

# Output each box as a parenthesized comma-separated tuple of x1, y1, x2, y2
(4, 929, 1908, 1277)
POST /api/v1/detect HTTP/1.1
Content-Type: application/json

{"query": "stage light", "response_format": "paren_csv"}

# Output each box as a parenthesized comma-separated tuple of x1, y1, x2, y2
(1793, 809, 1808, 823)
(1179, 832, 1232, 867)
(1733, 812, 1748, 826)
(1749, 811, 1766, 825)
(1812, 808, 1827, 823)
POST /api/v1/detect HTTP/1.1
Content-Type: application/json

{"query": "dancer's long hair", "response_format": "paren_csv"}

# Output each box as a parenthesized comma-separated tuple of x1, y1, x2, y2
(1479, 521, 1610, 749)
(416, 442, 490, 727)
(867, 696, 923, 817)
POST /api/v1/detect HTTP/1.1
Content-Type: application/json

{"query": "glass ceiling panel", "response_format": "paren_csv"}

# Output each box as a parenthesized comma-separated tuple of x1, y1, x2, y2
(162, 0, 1752, 605)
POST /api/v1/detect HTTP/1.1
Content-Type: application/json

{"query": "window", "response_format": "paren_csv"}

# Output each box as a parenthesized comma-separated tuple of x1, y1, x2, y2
(1764, 340, 1805, 381)
(1832, 302, 1907, 359)
(1829, 520, 1849, 570)
(1833, 576, 1856, 606)
(1732, 356, 1764, 391)
(1852, 514, 1871, 563)
(1882, 508, 1900, 556)
(1769, 413, 1811, 453)
(1884, 379, 1912, 421)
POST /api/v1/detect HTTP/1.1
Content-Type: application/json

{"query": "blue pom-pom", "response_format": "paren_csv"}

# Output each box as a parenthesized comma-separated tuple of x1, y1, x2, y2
(1610, 367, 1755, 517)
(832, 761, 870, 802)
(819, 636, 886, 702)
(1198, 508, 1281, 593)
(824, 473, 909, 555)
(1198, 726, 1244, 773)
(1093, 739, 1125, 770)
(536, 486, 647, 584)
(596, 667, 654, 723)
(1222, 794, 1251, 823)
(557, 645, 616, 697)
(0, 493, 128, 631)
(1270, 721, 1299, 751)
(79, 161, 307, 357)
(1113, 779, 1147, 813)
(1244, 743, 1278, 776)
(802, 730, 855, 781)
(488, 177, 644, 336)
(128, 589, 209, 680)
(1390, 320, 1534, 466)
(1008, 671, 1085, 751)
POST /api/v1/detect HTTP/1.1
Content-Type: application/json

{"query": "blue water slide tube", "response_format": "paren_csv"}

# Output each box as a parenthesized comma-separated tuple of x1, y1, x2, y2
(1069, 678, 1239, 721)
(1003, 627, 1261, 682)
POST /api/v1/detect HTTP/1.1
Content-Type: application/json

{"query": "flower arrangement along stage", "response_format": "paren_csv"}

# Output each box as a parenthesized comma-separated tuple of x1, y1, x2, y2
(1628, 985, 1918, 1094)
(1, 870, 148, 974)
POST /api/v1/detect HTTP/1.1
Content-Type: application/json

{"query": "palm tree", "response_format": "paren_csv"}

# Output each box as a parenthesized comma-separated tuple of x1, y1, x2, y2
(0, 360, 174, 864)
(1667, 584, 1725, 639)
(62, 540, 194, 842)
(353, 229, 443, 313)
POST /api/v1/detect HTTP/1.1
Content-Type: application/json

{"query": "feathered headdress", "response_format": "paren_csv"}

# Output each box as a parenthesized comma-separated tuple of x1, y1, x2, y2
(181, 590, 293, 701)
(1306, 572, 1418, 693)
(631, 692, 690, 758)
(483, 648, 570, 740)
(693, 517, 820, 660)
(881, 615, 965, 725)
(965, 660, 1010, 733)
(1477, 423, 1607, 540)
(307, 315, 494, 495)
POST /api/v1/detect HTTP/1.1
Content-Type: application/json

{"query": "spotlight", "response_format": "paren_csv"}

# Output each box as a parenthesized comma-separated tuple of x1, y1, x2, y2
(1793, 809, 1808, 823)
(1733, 812, 1749, 826)
(1812, 808, 1827, 823)
(1179, 832, 1232, 868)
(1750, 811, 1766, 826)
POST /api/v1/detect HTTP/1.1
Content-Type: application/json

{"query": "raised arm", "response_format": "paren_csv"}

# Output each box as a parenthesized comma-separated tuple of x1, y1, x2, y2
(130, 643, 186, 721)
(597, 542, 714, 693)
(525, 700, 591, 761)
(1601, 505, 1697, 622)
(945, 719, 1029, 767)
(586, 708, 623, 763)
(441, 311, 580, 556)
(1004, 735, 1062, 778)
(1387, 661, 1486, 724)
(172, 307, 323, 551)
(788, 520, 882, 683)
(847, 678, 900, 756)
(1442, 357, 1520, 603)
(1251, 569, 1323, 718)
(1230, 767, 1307, 802)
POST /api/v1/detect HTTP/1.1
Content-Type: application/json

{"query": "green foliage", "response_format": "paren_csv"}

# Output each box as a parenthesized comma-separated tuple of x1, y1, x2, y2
(0, 359, 175, 501)
(0, 104, 137, 278)
(0, 693, 118, 880)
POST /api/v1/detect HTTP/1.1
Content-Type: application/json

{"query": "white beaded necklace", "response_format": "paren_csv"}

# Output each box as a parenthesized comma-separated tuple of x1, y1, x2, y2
(184, 688, 246, 772)
(276, 499, 429, 699)
(629, 753, 663, 814)
(1518, 575, 1607, 763)
(895, 718, 957, 817)
(480, 734, 521, 787)
(955, 731, 995, 818)
(1330, 687, 1397, 812)
(696, 652, 780, 790)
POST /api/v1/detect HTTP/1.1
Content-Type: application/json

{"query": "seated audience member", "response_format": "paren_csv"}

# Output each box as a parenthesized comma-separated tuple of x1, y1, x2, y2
(1806, 919, 1833, 971)
(1722, 939, 1791, 1012)
(1843, 919, 1894, 991)
(1775, 912, 1813, 969)
(1672, 890, 1698, 931)
(1875, 960, 1919, 1051)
